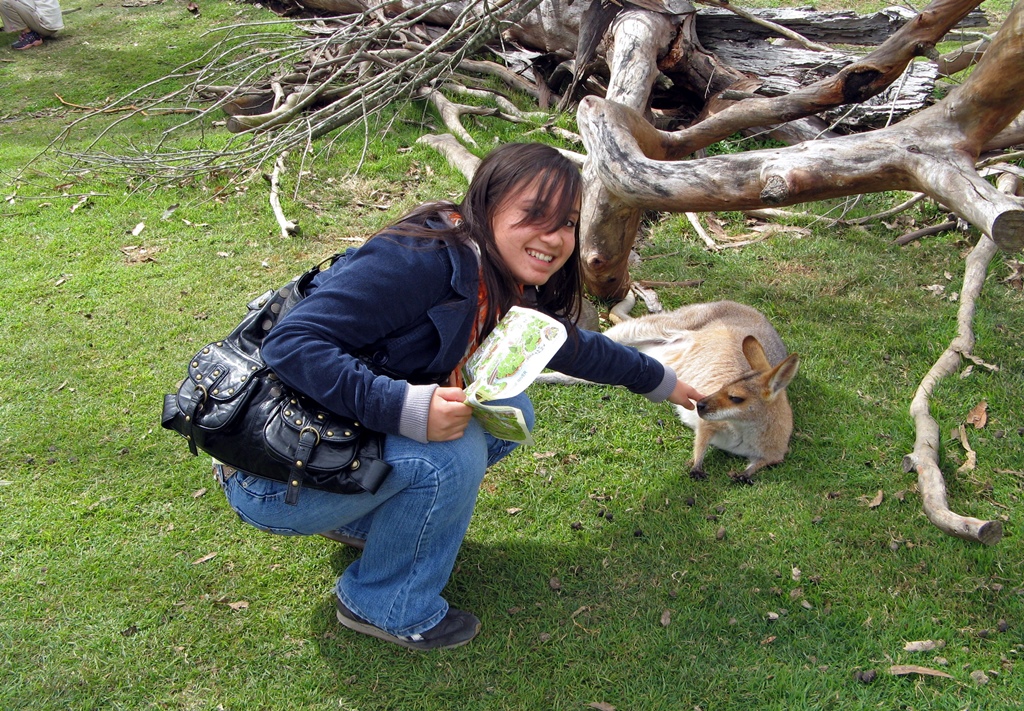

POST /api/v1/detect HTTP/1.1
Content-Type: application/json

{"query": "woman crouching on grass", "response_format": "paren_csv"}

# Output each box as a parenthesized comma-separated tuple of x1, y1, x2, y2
(214, 142, 704, 650)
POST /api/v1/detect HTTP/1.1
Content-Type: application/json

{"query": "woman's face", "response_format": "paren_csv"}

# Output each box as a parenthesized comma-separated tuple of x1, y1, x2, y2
(490, 177, 580, 286)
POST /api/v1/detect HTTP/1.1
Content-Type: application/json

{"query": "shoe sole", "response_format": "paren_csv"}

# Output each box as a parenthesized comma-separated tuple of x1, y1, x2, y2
(13, 40, 43, 49)
(319, 532, 366, 550)
(335, 608, 479, 650)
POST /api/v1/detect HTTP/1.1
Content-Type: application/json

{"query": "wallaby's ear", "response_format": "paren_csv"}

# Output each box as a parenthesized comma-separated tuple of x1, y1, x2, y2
(741, 335, 771, 371)
(765, 353, 799, 398)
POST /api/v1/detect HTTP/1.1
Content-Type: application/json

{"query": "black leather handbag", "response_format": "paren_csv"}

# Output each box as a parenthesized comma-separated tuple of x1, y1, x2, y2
(161, 256, 392, 505)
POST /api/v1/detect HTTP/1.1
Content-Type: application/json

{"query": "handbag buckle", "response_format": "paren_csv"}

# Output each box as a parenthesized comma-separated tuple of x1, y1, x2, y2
(298, 425, 322, 446)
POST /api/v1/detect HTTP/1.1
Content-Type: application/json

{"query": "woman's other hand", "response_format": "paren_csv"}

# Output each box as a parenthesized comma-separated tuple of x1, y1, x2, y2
(426, 387, 474, 441)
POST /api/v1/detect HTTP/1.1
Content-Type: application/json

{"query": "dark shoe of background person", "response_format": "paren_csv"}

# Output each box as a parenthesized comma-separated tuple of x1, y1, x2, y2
(12, 31, 44, 50)
(335, 597, 480, 650)
(319, 531, 366, 550)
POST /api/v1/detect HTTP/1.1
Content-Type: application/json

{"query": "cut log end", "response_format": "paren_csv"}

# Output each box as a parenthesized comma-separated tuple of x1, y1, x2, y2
(976, 520, 1004, 546)
(991, 210, 1024, 253)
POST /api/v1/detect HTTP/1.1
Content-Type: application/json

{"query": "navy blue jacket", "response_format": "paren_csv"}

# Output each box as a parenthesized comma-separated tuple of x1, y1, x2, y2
(261, 230, 675, 442)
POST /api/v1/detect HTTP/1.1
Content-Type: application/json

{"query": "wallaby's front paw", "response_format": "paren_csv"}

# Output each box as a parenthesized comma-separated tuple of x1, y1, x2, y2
(689, 467, 708, 481)
(728, 470, 755, 485)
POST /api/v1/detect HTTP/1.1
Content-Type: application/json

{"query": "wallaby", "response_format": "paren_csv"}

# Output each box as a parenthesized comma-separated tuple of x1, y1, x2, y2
(539, 300, 799, 483)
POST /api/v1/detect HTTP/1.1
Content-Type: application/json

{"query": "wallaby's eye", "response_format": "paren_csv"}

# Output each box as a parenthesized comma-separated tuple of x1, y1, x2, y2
(728, 395, 745, 404)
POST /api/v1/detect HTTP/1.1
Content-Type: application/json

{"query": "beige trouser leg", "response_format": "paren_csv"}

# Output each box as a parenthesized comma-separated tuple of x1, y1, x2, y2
(1, 0, 60, 37)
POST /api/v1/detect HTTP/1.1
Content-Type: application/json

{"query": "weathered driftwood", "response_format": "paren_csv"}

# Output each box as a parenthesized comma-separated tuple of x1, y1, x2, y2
(696, 5, 989, 46)
(299, 0, 588, 52)
(706, 42, 938, 129)
(900, 175, 1020, 545)
(208, 0, 1004, 298)
(574, 0, 1004, 298)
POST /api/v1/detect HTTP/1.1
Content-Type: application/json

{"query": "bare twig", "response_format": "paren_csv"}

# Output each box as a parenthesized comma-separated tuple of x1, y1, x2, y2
(893, 220, 958, 245)
(844, 193, 928, 225)
(416, 133, 480, 182)
(417, 87, 499, 147)
(686, 212, 720, 251)
(268, 151, 299, 238)
(743, 207, 811, 221)
(637, 279, 704, 288)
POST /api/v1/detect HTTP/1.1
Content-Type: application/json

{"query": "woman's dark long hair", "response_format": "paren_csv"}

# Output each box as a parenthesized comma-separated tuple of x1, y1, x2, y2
(385, 143, 584, 337)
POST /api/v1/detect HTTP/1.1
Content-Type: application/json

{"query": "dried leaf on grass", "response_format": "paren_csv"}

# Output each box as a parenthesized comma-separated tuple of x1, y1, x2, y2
(966, 400, 988, 428)
(587, 703, 616, 711)
(191, 552, 217, 565)
(889, 664, 953, 679)
(859, 490, 884, 508)
(660, 609, 671, 627)
(226, 600, 249, 611)
(1002, 258, 1023, 289)
(955, 425, 977, 473)
(904, 639, 945, 652)
(120, 245, 161, 264)
(704, 213, 729, 238)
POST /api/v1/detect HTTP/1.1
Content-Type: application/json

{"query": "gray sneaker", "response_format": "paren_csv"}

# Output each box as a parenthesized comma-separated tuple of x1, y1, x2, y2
(335, 597, 480, 650)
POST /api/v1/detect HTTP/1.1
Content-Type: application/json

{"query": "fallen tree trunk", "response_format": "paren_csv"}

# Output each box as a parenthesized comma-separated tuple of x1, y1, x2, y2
(695, 4, 989, 45)
(579, 7, 681, 299)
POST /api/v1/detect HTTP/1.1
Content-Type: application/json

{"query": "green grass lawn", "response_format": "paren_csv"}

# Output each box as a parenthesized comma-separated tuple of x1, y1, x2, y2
(2, 1, 1022, 709)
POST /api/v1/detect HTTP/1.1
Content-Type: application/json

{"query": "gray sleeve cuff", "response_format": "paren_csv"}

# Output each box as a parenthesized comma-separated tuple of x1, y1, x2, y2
(643, 364, 677, 402)
(399, 383, 439, 443)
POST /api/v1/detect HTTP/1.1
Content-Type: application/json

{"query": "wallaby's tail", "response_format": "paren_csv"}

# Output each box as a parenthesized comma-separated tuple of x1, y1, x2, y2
(534, 371, 593, 385)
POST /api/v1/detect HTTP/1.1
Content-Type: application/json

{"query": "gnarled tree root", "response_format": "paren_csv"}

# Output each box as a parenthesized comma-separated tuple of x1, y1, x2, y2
(900, 174, 1017, 544)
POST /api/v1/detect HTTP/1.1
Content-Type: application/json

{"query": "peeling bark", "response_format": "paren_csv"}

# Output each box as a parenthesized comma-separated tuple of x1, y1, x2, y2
(580, 8, 679, 300)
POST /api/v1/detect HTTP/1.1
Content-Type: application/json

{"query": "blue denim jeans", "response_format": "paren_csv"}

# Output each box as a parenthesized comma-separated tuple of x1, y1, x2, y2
(216, 393, 534, 638)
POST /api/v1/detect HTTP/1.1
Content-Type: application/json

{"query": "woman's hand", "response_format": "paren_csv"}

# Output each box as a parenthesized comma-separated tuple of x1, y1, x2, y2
(668, 380, 705, 410)
(426, 386, 474, 441)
